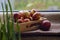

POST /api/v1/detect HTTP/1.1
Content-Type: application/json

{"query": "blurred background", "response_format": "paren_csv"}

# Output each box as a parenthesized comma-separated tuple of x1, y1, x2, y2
(0, 0, 60, 40)
(0, 0, 60, 11)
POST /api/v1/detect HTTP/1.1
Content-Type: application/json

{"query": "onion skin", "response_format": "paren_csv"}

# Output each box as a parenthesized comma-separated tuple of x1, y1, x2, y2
(14, 13, 20, 22)
(32, 12, 41, 20)
(24, 19, 30, 22)
(38, 20, 51, 31)
(17, 19, 24, 23)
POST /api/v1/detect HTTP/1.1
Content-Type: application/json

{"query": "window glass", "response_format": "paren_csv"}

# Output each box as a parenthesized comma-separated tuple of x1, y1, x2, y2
(0, 0, 60, 11)
(0, 0, 14, 11)
(14, 0, 60, 10)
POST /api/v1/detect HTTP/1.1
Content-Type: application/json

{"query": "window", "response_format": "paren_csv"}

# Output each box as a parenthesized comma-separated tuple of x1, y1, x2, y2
(14, 0, 60, 10)
(0, 0, 60, 11)
(0, 0, 14, 11)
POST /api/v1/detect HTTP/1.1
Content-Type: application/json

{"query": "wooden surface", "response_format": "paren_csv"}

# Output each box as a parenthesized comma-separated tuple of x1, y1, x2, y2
(0, 12, 60, 40)
(20, 23, 60, 40)
(21, 36, 60, 40)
